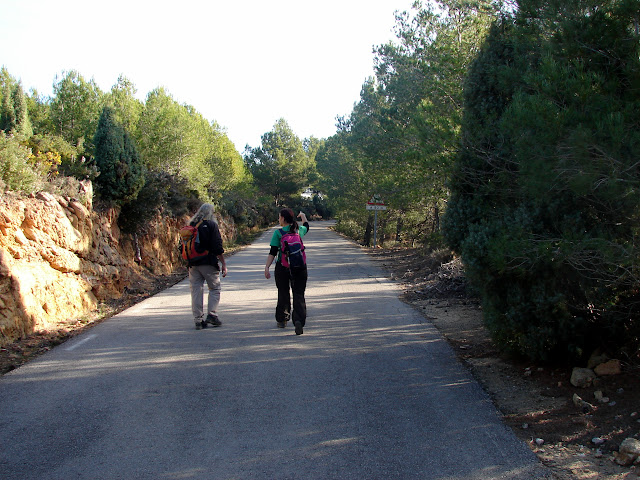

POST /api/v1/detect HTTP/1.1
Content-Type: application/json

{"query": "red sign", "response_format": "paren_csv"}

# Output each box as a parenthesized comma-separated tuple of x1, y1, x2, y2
(366, 194, 387, 210)
(367, 194, 385, 206)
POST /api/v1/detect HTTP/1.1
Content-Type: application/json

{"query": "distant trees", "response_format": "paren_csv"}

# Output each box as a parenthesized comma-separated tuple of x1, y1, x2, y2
(0, 68, 32, 136)
(443, 0, 640, 361)
(244, 118, 314, 207)
(49, 70, 102, 154)
(315, 130, 362, 205)
(136, 87, 193, 175)
(316, 0, 497, 245)
(135, 87, 249, 204)
(25, 89, 52, 136)
(104, 75, 143, 134)
(0, 68, 255, 232)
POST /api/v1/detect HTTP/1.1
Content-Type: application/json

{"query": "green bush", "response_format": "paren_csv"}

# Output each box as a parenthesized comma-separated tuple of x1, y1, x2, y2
(43, 175, 88, 201)
(334, 216, 366, 243)
(28, 134, 99, 182)
(219, 186, 272, 230)
(0, 132, 42, 193)
(118, 170, 200, 234)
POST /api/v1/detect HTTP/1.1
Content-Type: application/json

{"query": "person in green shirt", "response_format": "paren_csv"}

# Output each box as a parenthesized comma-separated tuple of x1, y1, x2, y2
(264, 208, 309, 335)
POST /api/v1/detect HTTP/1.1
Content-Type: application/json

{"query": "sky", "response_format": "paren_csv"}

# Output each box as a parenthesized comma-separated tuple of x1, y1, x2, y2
(1, 0, 415, 152)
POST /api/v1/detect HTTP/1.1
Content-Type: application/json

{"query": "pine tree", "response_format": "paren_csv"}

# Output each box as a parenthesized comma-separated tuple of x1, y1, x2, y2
(0, 83, 16, 132)
(11, 84, 32, 136)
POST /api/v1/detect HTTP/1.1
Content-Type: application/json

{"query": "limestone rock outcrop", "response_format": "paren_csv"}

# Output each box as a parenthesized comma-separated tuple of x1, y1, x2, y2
(0, 183, 234, 346)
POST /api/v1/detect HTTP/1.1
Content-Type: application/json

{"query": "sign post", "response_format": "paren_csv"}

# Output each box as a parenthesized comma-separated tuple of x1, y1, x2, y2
(366, 194, 387, 248)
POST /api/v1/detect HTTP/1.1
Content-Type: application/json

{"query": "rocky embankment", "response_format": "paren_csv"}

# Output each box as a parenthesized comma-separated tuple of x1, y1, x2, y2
(0, 183, 234, 346)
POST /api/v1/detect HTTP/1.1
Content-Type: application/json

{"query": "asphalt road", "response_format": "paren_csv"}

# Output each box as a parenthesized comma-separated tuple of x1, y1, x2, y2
(0, 221, 551, 479)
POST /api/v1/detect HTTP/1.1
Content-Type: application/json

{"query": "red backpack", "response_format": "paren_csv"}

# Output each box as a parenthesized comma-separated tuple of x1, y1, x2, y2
(180, 221, 208, 261)
(279, 228, 306, 269)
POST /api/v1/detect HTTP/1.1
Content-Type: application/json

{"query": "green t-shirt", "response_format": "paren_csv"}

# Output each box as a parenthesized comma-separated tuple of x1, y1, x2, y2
(270, 224, 308, 262)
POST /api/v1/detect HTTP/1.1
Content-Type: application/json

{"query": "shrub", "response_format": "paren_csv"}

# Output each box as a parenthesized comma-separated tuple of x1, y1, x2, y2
(118, 170, 200, 234)
(27, 134, 99, 182)
(43, 175, 88, 201)
(0, 132, 42, 193)
(334, 216, 365, 243)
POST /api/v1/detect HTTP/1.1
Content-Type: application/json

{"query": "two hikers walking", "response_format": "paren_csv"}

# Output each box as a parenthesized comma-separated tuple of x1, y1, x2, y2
(182, 204, 309, 333)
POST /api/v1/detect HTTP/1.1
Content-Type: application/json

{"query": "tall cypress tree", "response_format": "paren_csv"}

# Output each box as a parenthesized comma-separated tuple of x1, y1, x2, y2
(93, 107, 145, 205)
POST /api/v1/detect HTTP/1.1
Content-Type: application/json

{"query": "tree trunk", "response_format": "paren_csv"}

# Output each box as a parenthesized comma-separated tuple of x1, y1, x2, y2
(134, 233, 142, 264)
(364, 214, 373, 246)
(432, 204, 440, 233)
(380, 215, 387, 247)
(396, 214, 403, 243)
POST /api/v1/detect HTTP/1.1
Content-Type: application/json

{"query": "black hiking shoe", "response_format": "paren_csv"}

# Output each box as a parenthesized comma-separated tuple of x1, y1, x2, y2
(294, 321, 303, 335)
(195, 321, 207, 330)
(206, 314, 222, 327)
(277, 321, 285, 328)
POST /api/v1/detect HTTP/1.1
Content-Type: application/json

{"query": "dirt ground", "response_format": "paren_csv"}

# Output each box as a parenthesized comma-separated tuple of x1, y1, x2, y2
(2, 247, 639, 479)
(367, 246, 640, 480)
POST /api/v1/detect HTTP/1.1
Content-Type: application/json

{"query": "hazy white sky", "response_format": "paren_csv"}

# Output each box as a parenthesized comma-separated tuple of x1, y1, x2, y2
(1, 0, 414, 151)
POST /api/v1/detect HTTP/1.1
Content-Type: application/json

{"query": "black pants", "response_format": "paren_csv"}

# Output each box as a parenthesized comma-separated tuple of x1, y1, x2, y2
(274, 262, 308, 326)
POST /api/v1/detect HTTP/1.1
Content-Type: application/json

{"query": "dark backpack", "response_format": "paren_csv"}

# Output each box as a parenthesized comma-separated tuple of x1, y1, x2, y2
(279, 228, 306, 269)
(180, 221, 208, 262)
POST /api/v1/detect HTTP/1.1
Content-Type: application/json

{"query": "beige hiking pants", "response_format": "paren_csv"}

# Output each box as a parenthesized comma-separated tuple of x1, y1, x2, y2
(189, 264, 221, 323)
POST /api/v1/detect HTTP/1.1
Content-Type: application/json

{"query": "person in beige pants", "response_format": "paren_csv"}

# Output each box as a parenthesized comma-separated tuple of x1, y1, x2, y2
(185, 203, 227, 330)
